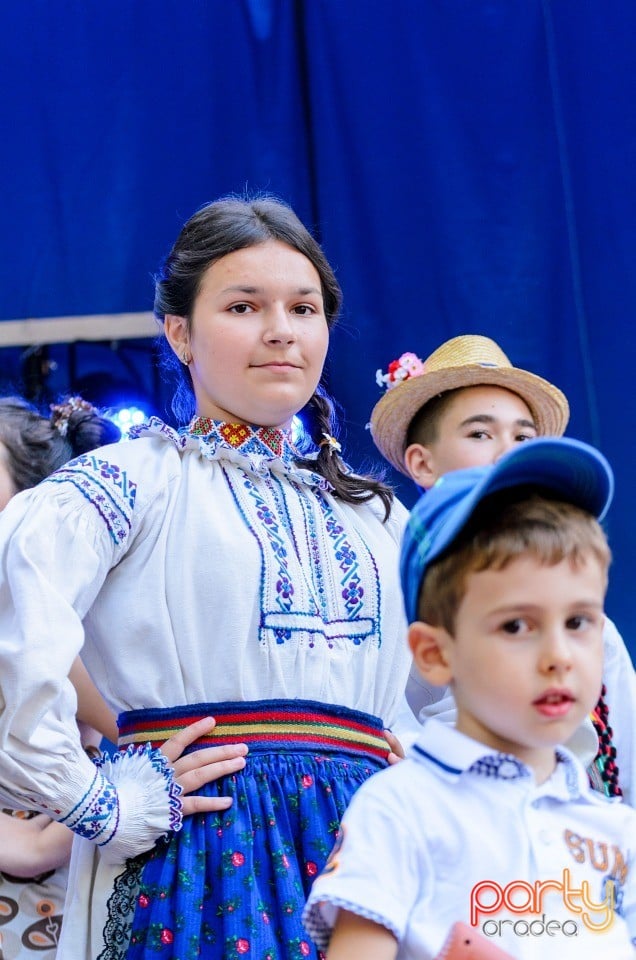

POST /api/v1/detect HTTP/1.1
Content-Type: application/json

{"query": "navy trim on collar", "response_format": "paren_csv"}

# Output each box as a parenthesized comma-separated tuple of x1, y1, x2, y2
(412, 743, 463, 775)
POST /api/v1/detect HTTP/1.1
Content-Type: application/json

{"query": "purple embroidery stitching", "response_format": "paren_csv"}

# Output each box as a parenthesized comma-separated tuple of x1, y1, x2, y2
(45, 454, 137, 545)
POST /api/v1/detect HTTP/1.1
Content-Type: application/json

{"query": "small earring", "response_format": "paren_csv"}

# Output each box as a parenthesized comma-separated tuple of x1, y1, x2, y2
(181, 352, 192, 366)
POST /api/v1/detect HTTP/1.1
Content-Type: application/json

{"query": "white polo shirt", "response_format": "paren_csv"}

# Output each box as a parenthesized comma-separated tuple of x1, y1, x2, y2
(304, 718, 636, 959)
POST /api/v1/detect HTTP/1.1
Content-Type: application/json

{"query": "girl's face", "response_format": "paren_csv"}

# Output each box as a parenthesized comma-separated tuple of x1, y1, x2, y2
(165, 240, 329, 428)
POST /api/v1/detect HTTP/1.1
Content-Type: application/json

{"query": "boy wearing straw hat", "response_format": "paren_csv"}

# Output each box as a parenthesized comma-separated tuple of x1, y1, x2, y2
(370, 335, 635, 804)
(304, 438, 636, 959)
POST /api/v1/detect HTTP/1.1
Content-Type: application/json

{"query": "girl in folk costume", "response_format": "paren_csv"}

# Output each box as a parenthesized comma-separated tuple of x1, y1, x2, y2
(0, 197, 411, 959)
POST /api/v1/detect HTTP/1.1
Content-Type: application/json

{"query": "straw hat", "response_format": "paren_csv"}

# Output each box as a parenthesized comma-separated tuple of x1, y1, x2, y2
(370, 335, 570, 476)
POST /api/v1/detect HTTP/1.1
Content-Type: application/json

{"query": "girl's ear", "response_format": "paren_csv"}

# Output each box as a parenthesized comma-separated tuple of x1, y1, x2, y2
(403, 442, 438, 490)
(408, 620, 453, 688)
(164, 314, 190, 359)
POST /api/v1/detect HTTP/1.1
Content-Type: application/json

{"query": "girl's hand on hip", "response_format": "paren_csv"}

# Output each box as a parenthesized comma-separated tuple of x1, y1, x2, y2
(384, 728, 405, 764)
(160, 716, 248, 814)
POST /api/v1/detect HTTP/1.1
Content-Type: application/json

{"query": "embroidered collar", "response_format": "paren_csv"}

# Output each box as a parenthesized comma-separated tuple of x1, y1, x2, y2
(129, 416, 333, 491)
(186, 418, 298, 462)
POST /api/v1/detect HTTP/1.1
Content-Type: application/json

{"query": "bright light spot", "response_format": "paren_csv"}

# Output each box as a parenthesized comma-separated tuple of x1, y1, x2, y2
(291, 415, 305, 445)
(109, 405, 149, 436)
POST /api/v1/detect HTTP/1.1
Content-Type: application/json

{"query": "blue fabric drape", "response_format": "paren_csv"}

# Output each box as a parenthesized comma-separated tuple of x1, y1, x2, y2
(1, 0, 635, 650)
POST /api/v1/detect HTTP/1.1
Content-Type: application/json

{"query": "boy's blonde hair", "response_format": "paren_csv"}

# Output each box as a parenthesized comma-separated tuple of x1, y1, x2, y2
(418, 491, 611, 633)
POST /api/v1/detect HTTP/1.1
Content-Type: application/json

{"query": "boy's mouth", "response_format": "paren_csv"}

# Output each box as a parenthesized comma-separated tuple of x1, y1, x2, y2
(532, 689, 575, 718)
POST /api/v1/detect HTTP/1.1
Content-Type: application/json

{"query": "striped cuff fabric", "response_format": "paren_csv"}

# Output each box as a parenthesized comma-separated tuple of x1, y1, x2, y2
(61, 743, 182, 865)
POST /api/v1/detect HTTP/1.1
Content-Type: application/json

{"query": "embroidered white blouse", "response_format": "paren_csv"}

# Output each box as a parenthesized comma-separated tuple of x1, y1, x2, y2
(0, 419, 411, 857)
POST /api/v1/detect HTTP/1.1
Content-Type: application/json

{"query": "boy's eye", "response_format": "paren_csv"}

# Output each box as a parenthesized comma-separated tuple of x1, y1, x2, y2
(292, 304, 316, 316)
(467, 430, 491, 440)
(501, 618, 528, 635)
(515, 433, 536, 443)
(229, 303, 253, 314)
(566, 614, 589, 631)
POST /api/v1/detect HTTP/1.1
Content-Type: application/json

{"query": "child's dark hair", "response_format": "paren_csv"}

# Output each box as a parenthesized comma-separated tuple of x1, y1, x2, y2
(0, 396, 120, 494)
(406, 390, 459, 448)
(154, 194, 394, 517)
(418, 489, 610, 632)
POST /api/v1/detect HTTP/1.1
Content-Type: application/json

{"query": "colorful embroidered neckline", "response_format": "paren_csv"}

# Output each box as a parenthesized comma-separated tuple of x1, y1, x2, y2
(130, 416, 331, 490)
(186, 418, 296, 461)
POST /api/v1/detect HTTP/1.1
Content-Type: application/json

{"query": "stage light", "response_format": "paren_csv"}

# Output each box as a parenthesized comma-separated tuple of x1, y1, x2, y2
(108, 404, 150, 436)
(291, 415, 305, 446)
(71, 372, 158, 437)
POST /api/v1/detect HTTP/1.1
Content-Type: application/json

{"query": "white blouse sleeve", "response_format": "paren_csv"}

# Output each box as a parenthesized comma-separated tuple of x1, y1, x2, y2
(0, 456, 182, 861)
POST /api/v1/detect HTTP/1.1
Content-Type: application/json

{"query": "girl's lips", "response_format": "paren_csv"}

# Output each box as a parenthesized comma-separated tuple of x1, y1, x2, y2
(253, 362, 300, 372)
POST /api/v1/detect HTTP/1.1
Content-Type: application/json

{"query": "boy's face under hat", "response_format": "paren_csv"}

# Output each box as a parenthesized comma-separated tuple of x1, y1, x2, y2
(400, 437, 613, 625)
(370, 335, 570, 476)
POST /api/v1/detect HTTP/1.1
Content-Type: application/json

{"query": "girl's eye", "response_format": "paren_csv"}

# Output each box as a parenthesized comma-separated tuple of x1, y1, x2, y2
(292, 304, 316, 316)
(566, 614, 589, 631)
(229, 303, 253, 315)
(515, 433, 537, 443)
(467, 430, 490, 440)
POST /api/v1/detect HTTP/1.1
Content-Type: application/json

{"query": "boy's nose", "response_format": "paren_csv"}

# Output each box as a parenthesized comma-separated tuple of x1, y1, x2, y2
(492, 433, 520, 463)
(538, 630, 573, 674)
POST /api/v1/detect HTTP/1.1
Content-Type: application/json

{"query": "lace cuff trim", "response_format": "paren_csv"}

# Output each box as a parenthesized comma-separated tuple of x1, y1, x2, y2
(61, 743, 182, 864)
(303, 895, 400, 951)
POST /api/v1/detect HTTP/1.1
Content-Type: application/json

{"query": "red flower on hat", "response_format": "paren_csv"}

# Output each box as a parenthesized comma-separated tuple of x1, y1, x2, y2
(376, 352, 425, 390)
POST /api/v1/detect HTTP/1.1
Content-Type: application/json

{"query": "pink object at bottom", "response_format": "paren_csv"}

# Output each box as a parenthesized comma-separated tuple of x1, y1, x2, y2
(435, 922, 515, 959)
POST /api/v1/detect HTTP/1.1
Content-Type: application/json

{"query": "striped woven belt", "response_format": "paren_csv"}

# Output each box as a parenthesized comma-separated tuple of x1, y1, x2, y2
(117, 698, 389, 763)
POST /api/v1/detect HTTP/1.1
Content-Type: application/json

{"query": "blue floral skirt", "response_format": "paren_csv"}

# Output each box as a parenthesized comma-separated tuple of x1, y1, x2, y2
(102, 700, 389, 960)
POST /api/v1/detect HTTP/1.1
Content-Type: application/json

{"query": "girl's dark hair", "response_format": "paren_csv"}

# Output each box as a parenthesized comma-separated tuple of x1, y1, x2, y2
(0, 396, 121, 494)
(155, 194, 394, 517)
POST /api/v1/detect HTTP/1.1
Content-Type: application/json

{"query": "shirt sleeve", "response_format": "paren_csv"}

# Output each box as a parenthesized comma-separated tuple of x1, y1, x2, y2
(0, 478, 120, 803)
(0, 450, 181, 860)
(303, 767, 426, 951)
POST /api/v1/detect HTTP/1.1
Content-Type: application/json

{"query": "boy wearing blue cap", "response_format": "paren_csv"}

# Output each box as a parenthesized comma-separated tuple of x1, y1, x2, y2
(304, 438, 636, 959)
(372, 334, 634, 803)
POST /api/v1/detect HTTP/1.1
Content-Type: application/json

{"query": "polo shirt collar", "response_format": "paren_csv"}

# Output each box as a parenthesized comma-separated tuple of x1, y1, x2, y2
(409, 717, 592, 801)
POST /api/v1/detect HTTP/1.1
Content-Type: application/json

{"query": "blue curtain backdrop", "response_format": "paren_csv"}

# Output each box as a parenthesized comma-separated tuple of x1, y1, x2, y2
(1, 0, 635, 653)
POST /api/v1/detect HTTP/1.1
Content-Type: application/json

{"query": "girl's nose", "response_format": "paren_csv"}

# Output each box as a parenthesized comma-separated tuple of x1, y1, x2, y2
(264, 306, 296, 344)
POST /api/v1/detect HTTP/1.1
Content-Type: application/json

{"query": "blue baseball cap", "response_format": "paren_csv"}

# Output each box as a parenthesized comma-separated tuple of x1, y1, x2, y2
(400, 437, 614, 624)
